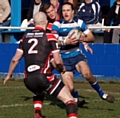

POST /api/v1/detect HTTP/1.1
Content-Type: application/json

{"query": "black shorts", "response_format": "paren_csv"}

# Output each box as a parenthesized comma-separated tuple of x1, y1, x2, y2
(24, 73, 64, 97)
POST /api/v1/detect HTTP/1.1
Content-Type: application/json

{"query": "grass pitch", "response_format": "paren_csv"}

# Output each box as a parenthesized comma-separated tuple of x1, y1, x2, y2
(0, 79, 120, 118)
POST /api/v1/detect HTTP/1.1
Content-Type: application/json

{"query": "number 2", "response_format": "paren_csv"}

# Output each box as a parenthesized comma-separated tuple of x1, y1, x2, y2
(28, 38, 38, 54)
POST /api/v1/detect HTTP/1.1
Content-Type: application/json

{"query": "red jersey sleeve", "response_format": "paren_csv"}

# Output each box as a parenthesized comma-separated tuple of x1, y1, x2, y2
(46, 33, 59, 53)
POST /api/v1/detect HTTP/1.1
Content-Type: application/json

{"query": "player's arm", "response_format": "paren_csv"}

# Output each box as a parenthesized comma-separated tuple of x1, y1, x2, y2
(52, 21, 78, 46)
(77, 19, 95, 43)
(51, 31, 79, 46)
(80, 32, 95, 43)
(3, 42, 23, 85)
(50, 42, 65, 73)
(58, 36, 79, 46)
(47, 33, 65, 73)
(79, 32, 94, 54)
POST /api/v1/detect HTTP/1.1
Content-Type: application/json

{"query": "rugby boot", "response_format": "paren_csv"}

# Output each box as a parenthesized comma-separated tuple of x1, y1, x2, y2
(102, 93, 115, 103)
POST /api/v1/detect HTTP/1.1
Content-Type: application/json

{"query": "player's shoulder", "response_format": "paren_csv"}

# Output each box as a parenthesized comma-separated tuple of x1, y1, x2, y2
(52, 19, 64, 29)
(46, 33, 57, 42)
(74, 18, 84, 24)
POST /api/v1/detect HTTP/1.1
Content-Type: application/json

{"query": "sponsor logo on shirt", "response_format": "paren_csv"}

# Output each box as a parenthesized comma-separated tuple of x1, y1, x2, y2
(27, 65, 40, 72)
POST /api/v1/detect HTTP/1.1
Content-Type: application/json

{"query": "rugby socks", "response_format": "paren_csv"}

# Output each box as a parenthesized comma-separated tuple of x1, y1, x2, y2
(66, 100, 78, 118)
(33, 94, 44, 117)
(73, 89, 79, 103)
(73, 89, 79, 99)
(91, 81, 104, 98)
(71, 89, 79, 102)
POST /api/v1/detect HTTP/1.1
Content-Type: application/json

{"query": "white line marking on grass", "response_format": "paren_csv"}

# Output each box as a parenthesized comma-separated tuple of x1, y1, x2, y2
(0, 102, 62, 108)
(0, 87, 25, 89)
(0, 97, 120, 108)
(0, 104, 32, 108)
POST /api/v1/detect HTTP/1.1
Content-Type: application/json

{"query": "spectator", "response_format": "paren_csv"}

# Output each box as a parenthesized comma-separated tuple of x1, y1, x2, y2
(64, 0, 79, 18)
(77, 0, 102, 30)
(4, 12, 78, 118)
(50, 0, 62, 15)
(21, 0, 44, 30)
(112, 26, 120, 44)
(104, 0, 120, 43)
(0, 0, 11, 42)
(44, 2, 61, 31)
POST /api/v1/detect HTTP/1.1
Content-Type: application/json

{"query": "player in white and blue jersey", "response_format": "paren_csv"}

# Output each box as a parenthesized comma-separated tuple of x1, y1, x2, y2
(52, 2, 115, 104)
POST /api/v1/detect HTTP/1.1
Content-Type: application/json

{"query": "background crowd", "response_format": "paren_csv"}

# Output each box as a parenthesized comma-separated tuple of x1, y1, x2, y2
(0, 0, 120, 44)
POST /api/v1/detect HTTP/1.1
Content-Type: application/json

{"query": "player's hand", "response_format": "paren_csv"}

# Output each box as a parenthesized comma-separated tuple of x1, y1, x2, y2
(28, 19, 34, 24)
(65, 37, 78, 45)
(61, 65, 66, 74)
(83, 42, 93, 54)
(56, 64, 66, 74)
(105, 28, 111, 32)
(3, 75, 12, 85)
(85, 44, 93, 54)
(79, 35, 86, 42)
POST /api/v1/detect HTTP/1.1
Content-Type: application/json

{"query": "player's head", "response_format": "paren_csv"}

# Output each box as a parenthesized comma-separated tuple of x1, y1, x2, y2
(62, 2, 74, 22)
(44, 3, 57, 20)
(33, 12, 47, 28)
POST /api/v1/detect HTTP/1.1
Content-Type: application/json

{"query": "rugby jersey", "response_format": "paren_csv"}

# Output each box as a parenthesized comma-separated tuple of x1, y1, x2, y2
(52, 18, 90, 58)
(18, 26, 59, 76)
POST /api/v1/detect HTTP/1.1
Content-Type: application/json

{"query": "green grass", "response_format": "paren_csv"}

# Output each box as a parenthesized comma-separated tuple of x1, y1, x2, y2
(0, 80, 120, 118)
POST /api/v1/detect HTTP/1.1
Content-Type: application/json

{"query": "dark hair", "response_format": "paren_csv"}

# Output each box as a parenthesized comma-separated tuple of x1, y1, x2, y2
(62, 2, 74, 10)
(44, 2, 55, 11)
(64, 0, 78, 9)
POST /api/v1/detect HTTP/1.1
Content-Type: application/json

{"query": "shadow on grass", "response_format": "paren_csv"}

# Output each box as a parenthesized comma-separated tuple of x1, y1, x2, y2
(44, 94, 89, 109)
(21, 96, 33, 101)
(20, 94, 89, 109)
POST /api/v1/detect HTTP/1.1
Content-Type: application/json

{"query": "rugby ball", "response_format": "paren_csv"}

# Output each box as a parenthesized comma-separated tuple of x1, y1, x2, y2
(68, 28, 82, 40)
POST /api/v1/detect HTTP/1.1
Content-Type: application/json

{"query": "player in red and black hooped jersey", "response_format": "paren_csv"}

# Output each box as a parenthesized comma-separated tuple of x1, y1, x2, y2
(19, 27, 58, 77)
(4, 12, 78, 118)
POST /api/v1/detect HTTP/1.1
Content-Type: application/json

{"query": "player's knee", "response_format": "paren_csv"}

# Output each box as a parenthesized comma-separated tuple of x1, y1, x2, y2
(82, 71, 91, 79)
(63, 76, 74, 92)
(65, 100, 78, 118)
(33, 93, 44, 102)
(83, 72, 96, 83)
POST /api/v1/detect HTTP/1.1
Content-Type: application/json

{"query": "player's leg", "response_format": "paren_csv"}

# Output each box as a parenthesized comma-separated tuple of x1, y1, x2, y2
(57, 86, 78, 118)
(33, 93, 44, 118)
(61, 71, 85, 106)
(24, 75, 45, 118)
(46, 77, 78, 118)
(76, 60, 115, 103)
(61, 72, 74, 93)
(62, 57, 86, 106)
(61, 72, 77, 102)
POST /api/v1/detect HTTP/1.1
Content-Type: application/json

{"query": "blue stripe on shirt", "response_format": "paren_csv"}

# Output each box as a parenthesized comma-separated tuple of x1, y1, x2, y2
(61, 51, 82, 58)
